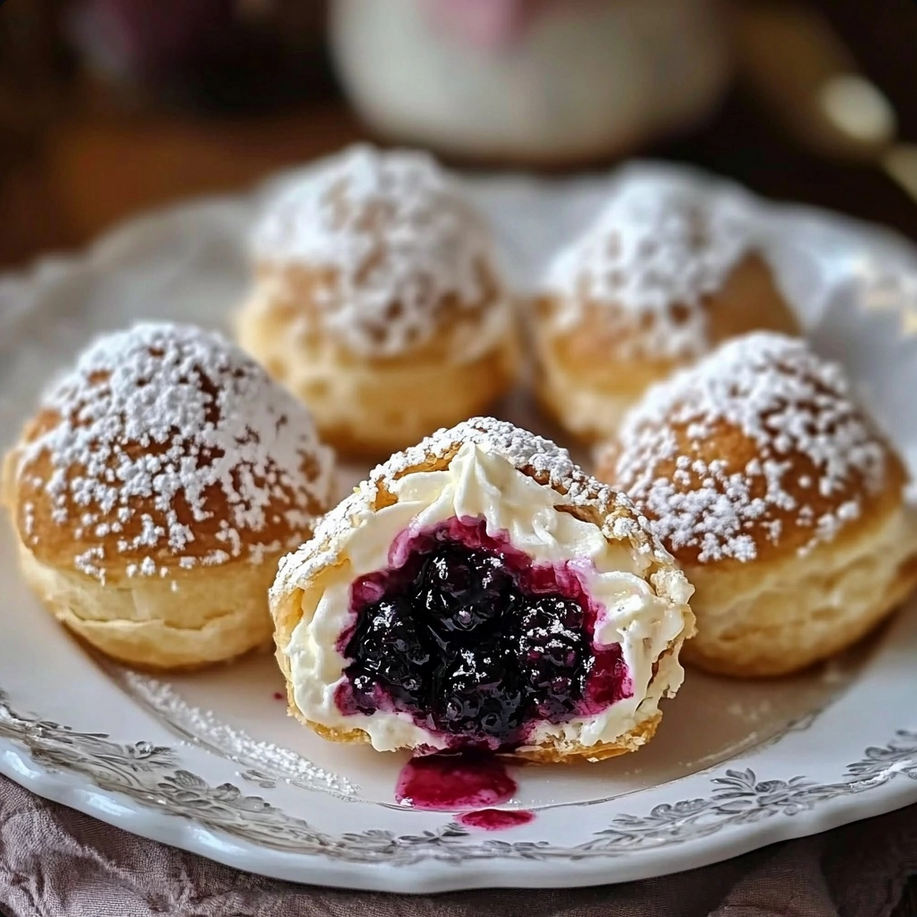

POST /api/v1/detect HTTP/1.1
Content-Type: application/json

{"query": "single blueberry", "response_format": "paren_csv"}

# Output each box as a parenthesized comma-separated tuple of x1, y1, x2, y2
(432, 641, 525, 742)
(418, 546, 514, 640)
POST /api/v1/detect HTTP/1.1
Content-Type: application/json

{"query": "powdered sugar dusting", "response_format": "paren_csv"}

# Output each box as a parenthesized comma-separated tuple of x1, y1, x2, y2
(112, 668, 359, 800)
(253, 145, 501, 358)
(272, 417, 672, 601)
(545, 176, 754, 359)
(606, 332, 891, 563)
(14, 322, 335, 580)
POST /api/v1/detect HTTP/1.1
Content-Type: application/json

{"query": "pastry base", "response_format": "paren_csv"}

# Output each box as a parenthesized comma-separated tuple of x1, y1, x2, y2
(285, 681, 663, 765)
(238, 308, 519, 458)
(534, 254, 800, 443)
(16, 543, 279, 670)
(315, 340, 518, 457)
(683, 505, 917, 677)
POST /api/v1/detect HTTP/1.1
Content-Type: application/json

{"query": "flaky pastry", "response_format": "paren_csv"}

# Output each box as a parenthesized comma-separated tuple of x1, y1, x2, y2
(2, 322, 335, 669)
(236, 145, 519, 456)
(598, 331, 917, 676)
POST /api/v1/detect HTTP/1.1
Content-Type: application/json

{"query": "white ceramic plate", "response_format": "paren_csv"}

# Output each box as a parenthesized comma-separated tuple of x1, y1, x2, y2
(2, 162, 917, 895)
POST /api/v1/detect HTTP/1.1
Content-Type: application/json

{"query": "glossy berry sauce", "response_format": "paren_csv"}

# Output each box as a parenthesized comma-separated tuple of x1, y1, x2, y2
(456, 809, 535, 831)
(395, 753, 535, 830)
(395, 753, 516, 809)
(336, 516, 632, 752)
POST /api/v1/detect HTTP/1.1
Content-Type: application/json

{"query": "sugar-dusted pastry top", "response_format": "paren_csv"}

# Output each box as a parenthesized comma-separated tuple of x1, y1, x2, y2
(543, 175, 756, 359)
(602, 332, 901, 564)
(273, 416, 675, 599)
(252, 145, 504, 358)
(6, 322, 335, 581)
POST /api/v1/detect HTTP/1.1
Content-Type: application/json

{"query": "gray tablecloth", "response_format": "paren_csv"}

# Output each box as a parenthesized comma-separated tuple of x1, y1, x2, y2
(1, 774, 915, 917)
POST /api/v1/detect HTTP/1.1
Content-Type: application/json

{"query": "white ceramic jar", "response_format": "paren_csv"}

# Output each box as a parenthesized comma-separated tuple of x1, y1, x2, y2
(329, 0, 732, 165)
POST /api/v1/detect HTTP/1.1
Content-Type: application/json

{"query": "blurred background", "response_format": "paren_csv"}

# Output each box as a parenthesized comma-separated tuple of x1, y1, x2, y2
(1, 0, 915, 269)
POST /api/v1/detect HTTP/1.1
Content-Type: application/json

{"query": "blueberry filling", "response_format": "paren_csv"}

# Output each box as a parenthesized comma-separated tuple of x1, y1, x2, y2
(518, 596, 589, 721)
(420, 547, 513, 644)
(336, 517, 631, 750)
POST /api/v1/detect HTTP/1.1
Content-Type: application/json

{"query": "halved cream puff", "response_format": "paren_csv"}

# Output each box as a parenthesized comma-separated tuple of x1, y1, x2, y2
(271, 417, 695, 762)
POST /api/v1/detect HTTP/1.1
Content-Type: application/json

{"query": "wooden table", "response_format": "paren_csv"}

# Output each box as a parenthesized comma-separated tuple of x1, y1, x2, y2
(5, 85, 917, 274)
(0, 90, 365, 268)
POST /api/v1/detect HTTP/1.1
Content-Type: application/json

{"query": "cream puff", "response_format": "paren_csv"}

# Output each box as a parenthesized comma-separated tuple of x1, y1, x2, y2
(270, 417, 695, 763)
(236, 145, 519, 457)
(1, 322, 335, 670)
(534, 175, 799, 442)
(597, 331, 917, 677)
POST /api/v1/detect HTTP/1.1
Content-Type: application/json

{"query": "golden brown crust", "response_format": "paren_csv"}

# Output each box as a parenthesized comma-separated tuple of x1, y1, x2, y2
(3, 323, 334, 585)
(15, 540, 282, 669)
(534, 255, 799, 442)
(251, 261, 508, 367)
(550, 255, 796, 378)
(678, 507, 917, 677)
(237, 266, 520, 458)
(296, 339, 519, 459)
(598, 418, 908, 571)
(9, 429, 327, 583)
(683, 561, 917, 678)
(511, 714, 662, 763)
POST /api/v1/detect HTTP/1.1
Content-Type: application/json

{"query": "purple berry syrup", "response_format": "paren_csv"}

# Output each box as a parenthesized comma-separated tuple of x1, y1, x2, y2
(394, 753, 516, 809)
(456, 809, 535, 831)
(394, 753, 535, 830)
(335, 516, 632, 752)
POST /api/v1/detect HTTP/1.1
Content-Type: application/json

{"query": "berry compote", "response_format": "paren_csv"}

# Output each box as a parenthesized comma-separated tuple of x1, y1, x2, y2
(336, 516, 632, 751)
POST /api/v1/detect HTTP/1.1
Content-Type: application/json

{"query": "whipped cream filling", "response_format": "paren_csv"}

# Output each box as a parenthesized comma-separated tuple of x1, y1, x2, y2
(285, 442, 691, 753)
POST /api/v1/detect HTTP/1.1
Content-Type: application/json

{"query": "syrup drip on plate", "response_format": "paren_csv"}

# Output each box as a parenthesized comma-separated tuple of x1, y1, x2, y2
(457, 809, 535, 831)
(395, 753, 516, 808)
(395, 753, 535, 831)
